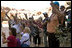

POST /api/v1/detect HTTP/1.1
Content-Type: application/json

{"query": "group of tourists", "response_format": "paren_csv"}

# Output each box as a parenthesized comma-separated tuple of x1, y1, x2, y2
(2, 1, 71, 47)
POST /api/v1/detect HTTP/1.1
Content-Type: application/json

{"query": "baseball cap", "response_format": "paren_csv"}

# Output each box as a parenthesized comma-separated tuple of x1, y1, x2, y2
(53, 1, 59, 6)
(43, 12, 47, 15)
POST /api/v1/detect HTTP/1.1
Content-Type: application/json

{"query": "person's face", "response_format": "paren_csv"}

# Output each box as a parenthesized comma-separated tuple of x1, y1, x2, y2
(29, 19, 33, 22)
(52, 4, 59, 13)
(55, 4, 59, 9)
(52, 3, 59, 9)
(44, 14, 48, 18)
(60, 7, 65, 11)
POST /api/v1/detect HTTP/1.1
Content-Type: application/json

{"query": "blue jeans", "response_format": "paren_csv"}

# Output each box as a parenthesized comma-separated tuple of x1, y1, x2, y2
(21, 44, 30, 47)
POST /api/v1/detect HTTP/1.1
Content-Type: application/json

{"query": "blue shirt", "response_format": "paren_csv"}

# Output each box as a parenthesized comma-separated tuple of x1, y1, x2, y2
(42, 17, 49, 30)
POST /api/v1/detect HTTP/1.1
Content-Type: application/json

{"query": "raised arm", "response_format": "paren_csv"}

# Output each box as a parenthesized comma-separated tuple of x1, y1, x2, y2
(24, 13, 28, 20)
(50, 2, 64, 17)
(2, 32, 9, 44)
(5, 11, 11, 20)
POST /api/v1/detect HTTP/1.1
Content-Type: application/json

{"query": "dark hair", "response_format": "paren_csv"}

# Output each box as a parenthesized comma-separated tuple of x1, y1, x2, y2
(29, 17, 32, 19)
(43, 12, 48, 15)
(60, 5, 65, 9)
(22, 23, 25, 29)
(10, 28, 17, 37)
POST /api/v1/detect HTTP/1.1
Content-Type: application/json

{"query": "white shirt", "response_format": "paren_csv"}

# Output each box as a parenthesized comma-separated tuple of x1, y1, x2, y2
(12, 23, 21, 33)
(10, 20, 15, 27)
(20, 33, 30, 46)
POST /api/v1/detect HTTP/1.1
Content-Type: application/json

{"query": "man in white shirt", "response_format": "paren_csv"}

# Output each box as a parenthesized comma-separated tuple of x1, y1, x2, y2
(12, 17, 22, 39)
(12, 23, 21, 34)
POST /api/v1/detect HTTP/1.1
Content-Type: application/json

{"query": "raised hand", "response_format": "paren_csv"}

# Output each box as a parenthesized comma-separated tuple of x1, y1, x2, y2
(24, 13, 28, 20)
(24, 13, 27, 16)
(51, 1, 53, 3)
(5, 12, 11, 20)
(2, 32, 6, 39)
(50, 1, 54, 7)
(2, 32, 5, 36)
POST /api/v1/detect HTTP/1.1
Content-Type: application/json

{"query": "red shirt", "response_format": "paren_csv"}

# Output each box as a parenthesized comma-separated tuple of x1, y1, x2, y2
(7, 35, 17, 47)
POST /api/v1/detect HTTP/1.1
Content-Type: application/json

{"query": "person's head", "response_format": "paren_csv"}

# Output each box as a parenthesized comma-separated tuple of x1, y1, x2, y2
(29, 17, 33, 24)
(10, 13, 14, 16)
(15, 13, 17, 17)
(23, 27, 31, 34)
(38, 17, 42, 22)
(9, 28, 17, 37)
(39, 17, 42, 21)
(60, 5, 65, 11)
(53, 1, 59, 9)
(43, 12, 48, 18)
(29, 17, 33, 21)
(32, 16, 34, 20)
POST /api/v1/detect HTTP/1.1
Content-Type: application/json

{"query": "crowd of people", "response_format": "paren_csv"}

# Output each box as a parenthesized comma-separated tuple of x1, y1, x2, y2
(2, 1, 71, 47)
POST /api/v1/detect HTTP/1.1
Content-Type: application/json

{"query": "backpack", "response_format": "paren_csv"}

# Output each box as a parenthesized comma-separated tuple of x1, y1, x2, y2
(31, 26, 40, 37)
(16, 38, 21, 47)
